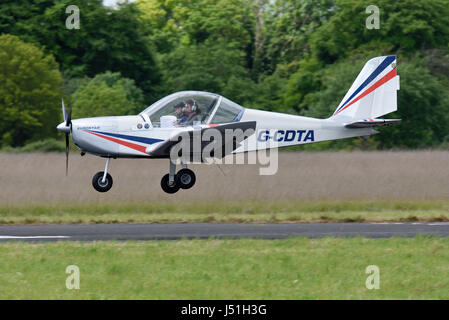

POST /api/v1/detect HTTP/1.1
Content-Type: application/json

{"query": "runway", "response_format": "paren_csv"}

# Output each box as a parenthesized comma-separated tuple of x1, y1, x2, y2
(0, 222, 449, 241)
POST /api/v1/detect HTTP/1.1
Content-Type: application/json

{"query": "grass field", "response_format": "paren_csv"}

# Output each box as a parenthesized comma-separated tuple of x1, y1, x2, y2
(1, 151, 449, 205)
(1, 151, 449, 224)
(1, 200, 449, 224)
(1, 151, 448, 300)
(0, 237, 448, 299)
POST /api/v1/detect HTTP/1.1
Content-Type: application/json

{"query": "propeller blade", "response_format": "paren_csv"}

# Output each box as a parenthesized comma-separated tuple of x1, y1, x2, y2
(65, 133, 69, 176)
(61, 99, 71, 175)
(66, 104, 72, 127)
(62, 99, 67, 123)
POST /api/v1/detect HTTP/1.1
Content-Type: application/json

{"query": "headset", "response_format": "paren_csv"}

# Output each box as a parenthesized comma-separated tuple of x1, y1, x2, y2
(185, 99, 198, 112)
(191, 100, 198, 112)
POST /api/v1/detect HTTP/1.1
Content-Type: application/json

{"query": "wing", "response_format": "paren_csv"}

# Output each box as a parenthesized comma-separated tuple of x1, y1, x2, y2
(345, 118, 401, 128)
(148, 121, 257, 159)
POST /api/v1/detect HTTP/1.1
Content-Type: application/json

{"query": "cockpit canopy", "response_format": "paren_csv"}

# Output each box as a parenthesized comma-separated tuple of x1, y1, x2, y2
(140, 91, 245, 128)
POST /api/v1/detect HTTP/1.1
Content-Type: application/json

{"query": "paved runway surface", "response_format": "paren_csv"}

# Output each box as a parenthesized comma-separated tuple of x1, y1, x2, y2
(0, 222, 449, 241)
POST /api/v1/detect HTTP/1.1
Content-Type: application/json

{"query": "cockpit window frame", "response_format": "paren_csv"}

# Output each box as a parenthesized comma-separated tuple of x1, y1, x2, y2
(140, 91, 220, 127)
(140, 91, 219, 117)
(140, 91, 245, 127)
(205, 96, 223, 124)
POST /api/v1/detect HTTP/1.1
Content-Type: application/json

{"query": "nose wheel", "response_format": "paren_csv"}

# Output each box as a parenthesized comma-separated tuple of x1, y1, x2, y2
(92, 158, 113, 192)
(92, 171, 113, 192)
(160, 161, 196, 194)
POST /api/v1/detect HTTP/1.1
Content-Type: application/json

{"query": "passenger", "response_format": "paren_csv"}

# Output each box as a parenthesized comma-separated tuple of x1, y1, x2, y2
(174, 102, 187, 126)
(182, 99, 201, 126)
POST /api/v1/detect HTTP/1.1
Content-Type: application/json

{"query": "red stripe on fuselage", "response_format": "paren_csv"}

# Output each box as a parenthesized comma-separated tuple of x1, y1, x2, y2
(84, 130, 147, 154)
(336, 68, 397, 115)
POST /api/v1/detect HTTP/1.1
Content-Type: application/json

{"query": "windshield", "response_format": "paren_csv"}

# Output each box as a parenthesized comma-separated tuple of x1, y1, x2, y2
(141, 91, 219, 128)
(210, 97, 245, 124)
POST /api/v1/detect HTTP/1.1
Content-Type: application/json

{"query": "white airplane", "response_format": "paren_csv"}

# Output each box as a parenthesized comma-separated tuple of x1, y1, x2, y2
(57, 55, 401, 194)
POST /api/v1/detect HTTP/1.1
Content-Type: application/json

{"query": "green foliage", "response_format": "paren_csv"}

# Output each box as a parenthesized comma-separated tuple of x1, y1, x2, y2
(265, 0, 336, 67)
(245, 63, 295, 111)
(310, 0, 449, 63)
(72, 72, 145, 118)
(1, 0, 161, 102)
(282, 57, 323, 114)
(0, 34, 62, 147)
(1, 138, 65, 153)
(161, 42, 254, 97)
(137, 0, 252, 52)
(302, 59, 363, 119)
(137, 0, 255, 99)
(376, 58, 449, 148)
(20, 139, 65, 152)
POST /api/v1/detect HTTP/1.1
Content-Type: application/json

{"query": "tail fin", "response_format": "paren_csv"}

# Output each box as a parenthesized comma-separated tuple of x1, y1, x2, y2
(332, 55, 400, 121)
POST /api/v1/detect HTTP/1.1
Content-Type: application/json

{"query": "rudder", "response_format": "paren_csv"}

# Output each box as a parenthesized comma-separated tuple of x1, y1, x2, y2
(332, 55, 400, 121)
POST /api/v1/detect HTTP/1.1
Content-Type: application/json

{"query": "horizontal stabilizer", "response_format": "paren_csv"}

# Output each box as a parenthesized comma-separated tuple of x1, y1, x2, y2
(345, 118, 401, 129)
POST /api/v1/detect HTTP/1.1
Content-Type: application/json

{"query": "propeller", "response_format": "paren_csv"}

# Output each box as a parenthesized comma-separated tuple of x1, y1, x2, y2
(59, 99, 72, 176)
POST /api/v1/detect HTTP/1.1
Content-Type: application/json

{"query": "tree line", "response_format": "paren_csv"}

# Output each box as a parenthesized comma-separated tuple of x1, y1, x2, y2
(0, 0, 448, 149)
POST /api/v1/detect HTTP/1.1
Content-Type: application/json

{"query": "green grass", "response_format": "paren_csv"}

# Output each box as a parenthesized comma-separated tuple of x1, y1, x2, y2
(0, 237, 448, 299)
(0, 200, 449, 225)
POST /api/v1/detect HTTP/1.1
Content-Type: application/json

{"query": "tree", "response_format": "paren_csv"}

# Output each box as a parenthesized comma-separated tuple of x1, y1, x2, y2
(72, 72, 145, 118)
(137, 0, 253, 53)
(376, 59, 449, 148)
(1, 0, 162, 103)
(161, 42, 252, 93)
(264, 0, 335, 70)
(281, 57, 323, 114)
(137, 0, 256, 98)
(246, 62, 296, 112)
(0, 34, 62, 147)
(310, 0, 449, 64)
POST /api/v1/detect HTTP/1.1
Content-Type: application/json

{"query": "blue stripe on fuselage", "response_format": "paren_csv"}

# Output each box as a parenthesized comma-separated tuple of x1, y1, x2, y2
(88, 130, 164, 145)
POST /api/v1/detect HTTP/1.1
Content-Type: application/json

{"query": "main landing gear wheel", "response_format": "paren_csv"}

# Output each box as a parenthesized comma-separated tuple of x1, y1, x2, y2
(161, 174, 180, 194)
(175, 168, 196, 189)
(92, 171, 113, 192)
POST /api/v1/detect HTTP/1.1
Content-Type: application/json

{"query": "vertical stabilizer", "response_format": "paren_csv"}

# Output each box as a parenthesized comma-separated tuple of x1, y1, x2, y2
(332, 55, 400, 121)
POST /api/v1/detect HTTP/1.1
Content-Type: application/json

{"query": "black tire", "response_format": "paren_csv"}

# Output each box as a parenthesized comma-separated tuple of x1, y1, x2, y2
(161, 174, 180, 194)
(175, 168, 196, 189)
(92, 172, 113, 193)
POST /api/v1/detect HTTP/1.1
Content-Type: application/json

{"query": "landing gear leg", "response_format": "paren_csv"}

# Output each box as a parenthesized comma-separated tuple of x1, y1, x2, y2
(92, 157, 113, 192)
(161, 160, 180, 194)
(169, 160, 176, 185)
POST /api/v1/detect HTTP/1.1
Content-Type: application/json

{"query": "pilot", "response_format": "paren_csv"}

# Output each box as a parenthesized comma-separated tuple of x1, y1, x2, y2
(174, 102, 188, 126)
(182, 98, 201, 126)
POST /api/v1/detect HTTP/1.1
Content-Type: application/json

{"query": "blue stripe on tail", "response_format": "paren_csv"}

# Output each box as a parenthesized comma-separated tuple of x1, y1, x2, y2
(335, 55, 396, 114)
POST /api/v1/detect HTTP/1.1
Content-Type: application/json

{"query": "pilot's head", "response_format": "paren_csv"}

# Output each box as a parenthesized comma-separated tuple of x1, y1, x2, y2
(184, 99, 197, 114)
(174, 102, 185, 116)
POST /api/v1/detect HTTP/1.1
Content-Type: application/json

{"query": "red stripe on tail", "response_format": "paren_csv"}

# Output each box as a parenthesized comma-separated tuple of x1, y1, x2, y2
(336, 68, 397, 115)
